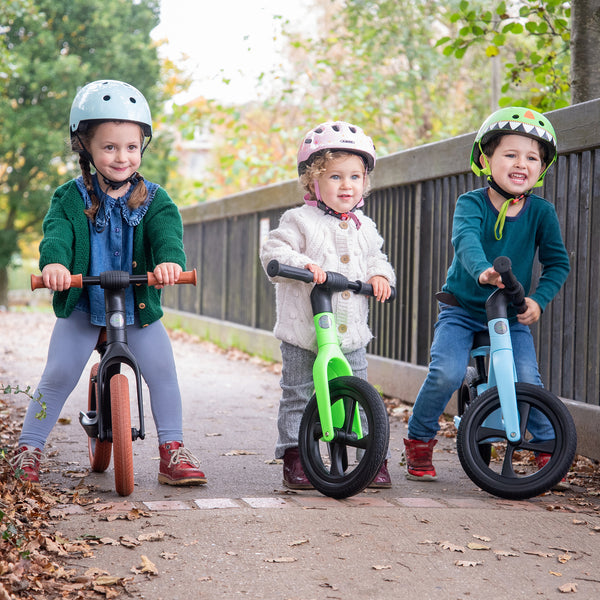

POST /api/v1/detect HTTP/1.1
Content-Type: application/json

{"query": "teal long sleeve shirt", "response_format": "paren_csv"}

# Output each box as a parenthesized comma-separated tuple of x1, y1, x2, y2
(442, 187, 570, 323)
(39, 179, 186, 326)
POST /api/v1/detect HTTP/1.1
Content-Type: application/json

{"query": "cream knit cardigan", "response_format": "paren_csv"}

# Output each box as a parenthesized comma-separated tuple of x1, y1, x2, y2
(260, 204, 396, 353)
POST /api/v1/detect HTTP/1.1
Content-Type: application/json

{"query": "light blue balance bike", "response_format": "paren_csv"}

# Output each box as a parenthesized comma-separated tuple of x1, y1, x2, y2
(455, 256, 577, 499)
(267, 260, 395, 499)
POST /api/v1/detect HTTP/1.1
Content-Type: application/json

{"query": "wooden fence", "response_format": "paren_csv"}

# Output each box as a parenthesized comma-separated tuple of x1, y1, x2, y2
(162, 99, 600, 456)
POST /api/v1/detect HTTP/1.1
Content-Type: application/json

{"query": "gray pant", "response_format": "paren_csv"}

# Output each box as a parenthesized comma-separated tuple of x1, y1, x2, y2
(19, 309, 183, 449)
(275, 341, 368, 458)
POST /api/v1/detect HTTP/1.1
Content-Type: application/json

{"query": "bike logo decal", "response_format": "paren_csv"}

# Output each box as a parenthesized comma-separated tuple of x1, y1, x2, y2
(493, 321, 508, 335)
(318, 315, 331, 329)
(110, 314, 125, 329)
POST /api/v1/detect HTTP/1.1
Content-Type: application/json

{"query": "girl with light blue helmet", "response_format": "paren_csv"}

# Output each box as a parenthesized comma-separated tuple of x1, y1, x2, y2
(11, 80, 207, 487)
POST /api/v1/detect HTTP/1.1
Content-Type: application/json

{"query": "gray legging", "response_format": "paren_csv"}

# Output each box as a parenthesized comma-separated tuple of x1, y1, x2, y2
(19, 309, 183, 449)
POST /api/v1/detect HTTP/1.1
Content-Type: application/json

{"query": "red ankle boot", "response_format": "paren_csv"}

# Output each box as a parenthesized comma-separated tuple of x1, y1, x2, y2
(282, 447, 313, 489)
(158, 442, 207, 486)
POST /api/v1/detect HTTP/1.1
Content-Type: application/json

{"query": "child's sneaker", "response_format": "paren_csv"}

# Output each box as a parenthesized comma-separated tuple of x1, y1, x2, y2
(158, 442, 207, 485)
(403, 438, 438, 481)
(10, 446, 42, 483)
(535, 452, 569, 490)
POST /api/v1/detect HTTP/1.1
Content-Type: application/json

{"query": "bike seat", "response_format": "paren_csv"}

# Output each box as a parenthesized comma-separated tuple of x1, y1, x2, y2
(472, 330, 490, 350)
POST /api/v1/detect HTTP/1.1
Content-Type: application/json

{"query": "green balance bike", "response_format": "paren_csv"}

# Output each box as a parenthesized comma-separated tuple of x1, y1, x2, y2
(267, 260, 395, 499)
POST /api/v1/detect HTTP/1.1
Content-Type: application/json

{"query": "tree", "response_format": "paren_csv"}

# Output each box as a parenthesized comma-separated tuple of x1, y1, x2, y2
(0, 0, 165, 307)
(436, 0, 599, 108)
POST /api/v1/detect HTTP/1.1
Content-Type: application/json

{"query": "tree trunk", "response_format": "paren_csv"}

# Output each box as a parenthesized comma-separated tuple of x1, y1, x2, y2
(571, 0, 600, 104)
(0, 265, 8, 309)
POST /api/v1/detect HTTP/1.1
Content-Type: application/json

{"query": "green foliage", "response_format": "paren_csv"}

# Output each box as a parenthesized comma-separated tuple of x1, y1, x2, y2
(1, 384, 46, 420)
(436, 0, 571, 110)
(0, 0, 168, 302)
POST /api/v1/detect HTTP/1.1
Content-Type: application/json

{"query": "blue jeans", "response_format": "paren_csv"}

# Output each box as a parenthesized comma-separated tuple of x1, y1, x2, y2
(408, 304, 552, 441)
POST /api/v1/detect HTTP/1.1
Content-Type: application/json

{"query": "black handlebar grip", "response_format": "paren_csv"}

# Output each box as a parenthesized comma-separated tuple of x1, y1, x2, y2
(492, 256, 527, 313)
(266, 259, 315, 283)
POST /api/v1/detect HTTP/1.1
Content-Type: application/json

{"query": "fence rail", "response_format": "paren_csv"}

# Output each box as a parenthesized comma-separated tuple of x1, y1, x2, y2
(164, 99, 600, 431)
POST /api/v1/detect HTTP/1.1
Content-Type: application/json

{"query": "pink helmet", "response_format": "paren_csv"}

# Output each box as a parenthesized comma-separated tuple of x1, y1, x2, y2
(297, 121, 376, 175)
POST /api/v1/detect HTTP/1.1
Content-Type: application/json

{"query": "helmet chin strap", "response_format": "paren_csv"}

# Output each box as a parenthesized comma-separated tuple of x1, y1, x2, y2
(75, 131, 145, 191)
(488, 176, 531, 241)
(305, 180, 363, 229)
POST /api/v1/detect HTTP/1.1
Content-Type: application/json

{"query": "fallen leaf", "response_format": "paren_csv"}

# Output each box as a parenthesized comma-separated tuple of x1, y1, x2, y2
(223, 450, 257, 456)
(119, 535, 141, 548)
(550, 571, 563, 577)
(558, 582, 578, 593)
(473, 534, 491, 542)
(264, 557, 297, 563)
(138, 530, 165, 542)
(455, 560, 483, 567)
(289, 539, 309, 546)
(160, 552, 178, 560)
(439, 541, 466, 553)
(467, 542, 490, 551)
(493, 549, 519, 558)
(524, 550, 554, 558)
(132, 555, 158, 575)
(372, 565, 392, 570)
(558, 553, 572, 564)
(94, 575, 121, 586)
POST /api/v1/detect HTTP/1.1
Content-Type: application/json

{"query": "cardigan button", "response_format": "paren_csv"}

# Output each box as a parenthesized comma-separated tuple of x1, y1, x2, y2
(340, 254, 350, 264)
(338, 324, 347, 334)
(339, 221, 349, 230)
(138, 303, 146, 310)
(341, 291, 351, 299)
(132, 261, 137, 268)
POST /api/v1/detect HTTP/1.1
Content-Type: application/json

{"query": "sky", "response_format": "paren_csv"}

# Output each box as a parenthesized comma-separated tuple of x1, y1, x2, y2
(151, 0, 313, 104)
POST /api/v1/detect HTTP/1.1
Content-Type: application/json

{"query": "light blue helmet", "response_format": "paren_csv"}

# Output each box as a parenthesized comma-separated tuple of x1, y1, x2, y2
(69, 80, 152, 148)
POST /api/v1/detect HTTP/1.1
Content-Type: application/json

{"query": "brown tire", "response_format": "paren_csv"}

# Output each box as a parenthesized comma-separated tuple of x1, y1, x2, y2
(110, 374, 134, 496)
(88, 363, 112, 472)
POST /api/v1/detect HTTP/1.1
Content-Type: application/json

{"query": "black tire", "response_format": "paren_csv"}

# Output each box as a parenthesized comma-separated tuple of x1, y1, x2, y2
(457, 366, 491, 465)
(110, 374, 134, 496)
(457, 383, 577, 500)
(298, 376, 389, 499)
(88, 363, 112, 472)
(458, 366, 479, 415)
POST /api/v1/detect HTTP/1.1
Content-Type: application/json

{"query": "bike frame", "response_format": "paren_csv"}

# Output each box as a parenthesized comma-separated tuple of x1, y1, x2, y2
(310, 284, 361, 443)
(79, 271, 146, 444)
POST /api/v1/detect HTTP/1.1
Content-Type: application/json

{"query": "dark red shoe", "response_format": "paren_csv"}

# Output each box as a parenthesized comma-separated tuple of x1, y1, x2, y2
(10, 446, 42, 484)
(158, 442, 207, 486)
(282, 447, 314, 490)
(403, 438, 438, 481)
(368, 459, 392, 488)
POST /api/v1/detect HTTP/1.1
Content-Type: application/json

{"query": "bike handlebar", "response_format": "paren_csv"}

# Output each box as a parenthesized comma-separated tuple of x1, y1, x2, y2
(492, 256, 527, 314)
(31, 269, 198, 291)
(267, 260, 396, 302)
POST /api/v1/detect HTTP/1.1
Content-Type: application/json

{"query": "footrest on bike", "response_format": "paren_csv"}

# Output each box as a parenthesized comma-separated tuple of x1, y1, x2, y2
(79, 410, 99, 438)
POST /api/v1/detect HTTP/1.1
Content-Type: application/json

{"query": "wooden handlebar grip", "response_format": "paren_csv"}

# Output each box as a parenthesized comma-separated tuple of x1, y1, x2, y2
(30, 274, 83, 290)
(146, 269, 197, 287)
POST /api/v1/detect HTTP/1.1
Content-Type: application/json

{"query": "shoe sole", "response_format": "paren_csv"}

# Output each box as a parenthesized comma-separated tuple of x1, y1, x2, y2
(158, 475, 207, 486)
(405, 472, 437, 481)
(282, 479, 314, 490)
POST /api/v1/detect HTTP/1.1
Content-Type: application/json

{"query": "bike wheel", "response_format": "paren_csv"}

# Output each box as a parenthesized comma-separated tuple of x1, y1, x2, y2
(88, 363, 112, 472)
(457, 366, 491, 465)
(457, 383, 577, 500)
(298, 376, 389, 499)
(110, 374, 134, 496)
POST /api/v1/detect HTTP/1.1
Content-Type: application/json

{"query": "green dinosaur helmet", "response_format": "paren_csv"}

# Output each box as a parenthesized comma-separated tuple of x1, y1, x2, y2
(470, 106, 557, 187)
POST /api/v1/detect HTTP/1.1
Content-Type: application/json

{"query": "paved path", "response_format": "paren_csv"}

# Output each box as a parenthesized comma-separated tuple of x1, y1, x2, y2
(2, 310, 600, 599)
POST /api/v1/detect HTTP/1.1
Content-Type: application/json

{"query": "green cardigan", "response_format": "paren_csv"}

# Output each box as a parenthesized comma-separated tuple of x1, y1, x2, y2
(39, 179, 186, 326)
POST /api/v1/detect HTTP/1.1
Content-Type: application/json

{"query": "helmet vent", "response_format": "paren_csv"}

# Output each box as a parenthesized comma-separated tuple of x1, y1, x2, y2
(314, 128, 323, 134)
(129, 97, 137, 104)
(332, 124, 340, 131)
(102, 95, 111, 102)
(349, 126, 357, 133)
(305, 138, 312, 144)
